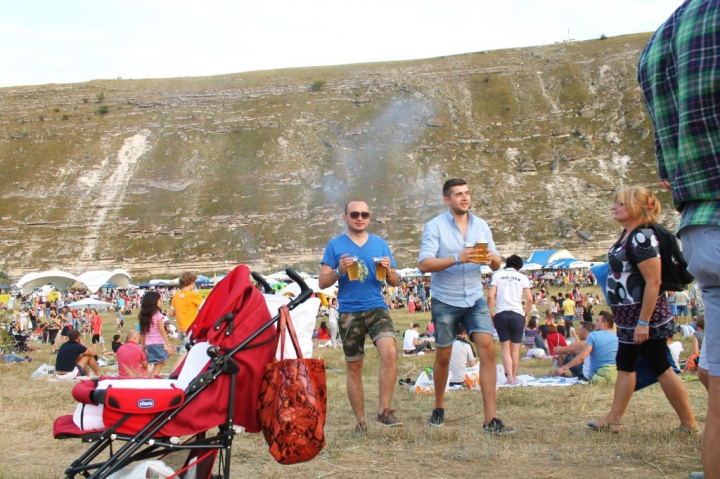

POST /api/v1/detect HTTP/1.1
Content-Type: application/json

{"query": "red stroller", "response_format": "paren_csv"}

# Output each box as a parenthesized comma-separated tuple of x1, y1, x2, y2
(53, 266, 313, 479)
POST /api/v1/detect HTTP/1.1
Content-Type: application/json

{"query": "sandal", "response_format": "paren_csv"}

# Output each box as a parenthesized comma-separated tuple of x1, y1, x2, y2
(587, 417, 623, 434)
(676, 425, 701, 435)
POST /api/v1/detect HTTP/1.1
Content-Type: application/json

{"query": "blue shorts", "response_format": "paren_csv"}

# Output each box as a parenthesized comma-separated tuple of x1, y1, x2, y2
(675, 305, 688, 316)
(146, 344, 169, 365)
(431, 298, 493, 348)
(682, 225, 720, 376)
(75, 364, 87, 377)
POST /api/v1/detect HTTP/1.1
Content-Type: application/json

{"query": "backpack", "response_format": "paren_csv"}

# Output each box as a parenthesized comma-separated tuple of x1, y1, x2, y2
(624, 223, 694, 293)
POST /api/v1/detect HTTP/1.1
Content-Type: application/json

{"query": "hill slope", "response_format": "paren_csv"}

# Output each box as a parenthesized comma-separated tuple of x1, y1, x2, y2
(0, 33, 671, 278)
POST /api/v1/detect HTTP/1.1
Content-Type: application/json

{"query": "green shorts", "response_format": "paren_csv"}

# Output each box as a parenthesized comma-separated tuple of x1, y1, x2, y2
(339, 307, 396, 362)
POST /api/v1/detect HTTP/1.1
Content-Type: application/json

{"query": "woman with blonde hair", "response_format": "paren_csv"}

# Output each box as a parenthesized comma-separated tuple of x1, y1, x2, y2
(588, 185, 698, 434)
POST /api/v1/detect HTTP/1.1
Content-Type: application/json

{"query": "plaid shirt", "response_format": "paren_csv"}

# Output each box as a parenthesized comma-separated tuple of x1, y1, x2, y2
(637, 0, 720, 232)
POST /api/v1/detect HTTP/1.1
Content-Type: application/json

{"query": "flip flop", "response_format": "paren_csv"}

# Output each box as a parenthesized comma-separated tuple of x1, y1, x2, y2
(676, 425, 701, 435)
(587, 418, 622, 434)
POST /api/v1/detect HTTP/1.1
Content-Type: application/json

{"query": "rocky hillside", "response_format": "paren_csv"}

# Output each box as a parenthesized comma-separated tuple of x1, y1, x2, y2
(0, 33, 674, 279)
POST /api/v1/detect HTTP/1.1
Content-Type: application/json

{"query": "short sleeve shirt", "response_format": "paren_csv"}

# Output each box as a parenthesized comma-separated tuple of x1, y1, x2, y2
(585, 330, 618, 377)
(490, 268, 530, 316)
(56, 341, 87, 372)
(171, 290, 204, 331)
(607, 228, 674, 344)
(449, 338, 476, 383)
(403, 329, 419, 351)
(321, 234, 396, 314)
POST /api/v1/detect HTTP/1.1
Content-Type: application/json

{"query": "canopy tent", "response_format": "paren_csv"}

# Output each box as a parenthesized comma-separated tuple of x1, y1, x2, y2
(137, 282, 153, 288)
(544, 258, 589, 269)
(264, 271, 291, 282)
(77, 269, 132, 294)
(397, 268, 422, 278)
(150, 278, 176, 286)
(526, 249, 574, 267)
(520, 262, 543, 271)
(16, 270, 80, 296)
(66, 298, 114, 309)
(277, 278, 336, 298)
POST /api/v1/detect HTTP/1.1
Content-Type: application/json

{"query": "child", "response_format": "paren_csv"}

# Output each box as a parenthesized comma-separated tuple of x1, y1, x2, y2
(116, 311, 124, 331)
(111, 334, 122, 354)
(667, 331, 683, 368)
(138, 291, 173, 377)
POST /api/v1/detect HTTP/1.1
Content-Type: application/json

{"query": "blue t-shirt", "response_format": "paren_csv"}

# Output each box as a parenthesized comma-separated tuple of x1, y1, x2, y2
(585, 330, 618, 376)
(321, 234, 396, 314)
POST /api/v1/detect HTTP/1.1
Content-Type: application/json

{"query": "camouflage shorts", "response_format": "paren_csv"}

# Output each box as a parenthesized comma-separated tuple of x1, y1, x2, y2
(339, 307, 396, 362)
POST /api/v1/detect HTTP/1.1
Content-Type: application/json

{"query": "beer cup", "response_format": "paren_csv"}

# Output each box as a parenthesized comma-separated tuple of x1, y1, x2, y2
(373, 257, 387, 280)
(475, 236, 488, 263)
(347, 256, 360, 281)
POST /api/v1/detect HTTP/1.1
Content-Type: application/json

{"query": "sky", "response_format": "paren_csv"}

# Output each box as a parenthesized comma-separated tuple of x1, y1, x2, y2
(1, 0, 684, 88)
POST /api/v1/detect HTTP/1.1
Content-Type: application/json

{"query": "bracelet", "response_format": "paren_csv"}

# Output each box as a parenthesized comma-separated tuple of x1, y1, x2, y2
(334, 266, 342, 277)
(560, 366, 567, 373)
(454, 253, 459, 265)
(637, 320, 649, 326)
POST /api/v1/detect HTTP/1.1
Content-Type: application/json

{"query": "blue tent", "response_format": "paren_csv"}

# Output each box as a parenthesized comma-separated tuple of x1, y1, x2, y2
(526, 249, 575, 266)
(137, 282, 153, 288)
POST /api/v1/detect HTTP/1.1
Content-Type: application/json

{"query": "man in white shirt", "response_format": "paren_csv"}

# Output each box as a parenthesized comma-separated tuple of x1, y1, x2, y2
(402, 323, 433, 355)
(487, 255, 533, 384)
(450, 324, 477, 386)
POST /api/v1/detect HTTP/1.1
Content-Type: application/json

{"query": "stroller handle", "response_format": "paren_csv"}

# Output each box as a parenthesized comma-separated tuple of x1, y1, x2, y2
(284, 268, 313, 309)
(251, 272, 274, 294)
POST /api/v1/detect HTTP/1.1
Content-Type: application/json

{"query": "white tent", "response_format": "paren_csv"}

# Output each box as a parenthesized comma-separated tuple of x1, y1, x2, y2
(16, 270, 80, 296)
(77, 269, 132, 293)
(277, 278, 336, 298)
(67, 298, 114, 309)
(520, 262, 543, 271)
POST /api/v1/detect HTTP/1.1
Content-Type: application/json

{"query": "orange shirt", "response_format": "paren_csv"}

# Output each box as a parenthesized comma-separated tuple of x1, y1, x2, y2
(171, 290, 203, 331)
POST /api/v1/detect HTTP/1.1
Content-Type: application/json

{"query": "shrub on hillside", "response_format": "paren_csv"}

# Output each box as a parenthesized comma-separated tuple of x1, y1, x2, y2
(310, 80, 326, 91)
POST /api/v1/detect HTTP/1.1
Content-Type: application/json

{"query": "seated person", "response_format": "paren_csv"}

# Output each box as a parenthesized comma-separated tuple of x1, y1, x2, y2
(539, 309, 554, 341)
(426, 320, 435, 338)
(692, 317, 705, 356)
(546, 324, 567, 357)
(554, 321, 592, 377)
(449, 324, 477, 387)
(55, 329, 101, 377)
(316, 321, 331, 342)
(551, 312, 618, 382)
(403, 323, 433, 355)
(117, 330, 149, 377)
(523, 317, 546, 352)
(111, 334, 122, 354)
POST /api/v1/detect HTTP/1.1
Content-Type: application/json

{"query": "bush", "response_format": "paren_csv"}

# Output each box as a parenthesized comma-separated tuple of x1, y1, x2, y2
(61, 114, 69, 121)
(600, 34, 607, 40)
(96, 92, 105, 103)
(310, 79, 326, 91)
(96, 105, 109, 115)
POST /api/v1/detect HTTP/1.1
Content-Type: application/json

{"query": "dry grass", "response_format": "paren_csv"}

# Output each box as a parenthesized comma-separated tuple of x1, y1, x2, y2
(0, 303, 707, 478)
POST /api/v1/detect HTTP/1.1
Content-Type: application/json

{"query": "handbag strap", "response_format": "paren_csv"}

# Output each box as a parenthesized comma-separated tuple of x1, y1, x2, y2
(279, 305, 304, 360)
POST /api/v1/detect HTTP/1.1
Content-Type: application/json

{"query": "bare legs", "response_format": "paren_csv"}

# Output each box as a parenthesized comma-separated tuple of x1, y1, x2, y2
(346, 336, 398, 425)
(604, 368, 697, 431)
(499, 340, 521, 382)
(472, 333, 498, 424)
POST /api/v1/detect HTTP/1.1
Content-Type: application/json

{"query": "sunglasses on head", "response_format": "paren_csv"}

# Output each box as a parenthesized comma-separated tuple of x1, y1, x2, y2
(348, 211, 370, 219)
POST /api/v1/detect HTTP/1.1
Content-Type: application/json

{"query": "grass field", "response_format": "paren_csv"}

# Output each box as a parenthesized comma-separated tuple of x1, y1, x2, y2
(0, 292, 707, 478)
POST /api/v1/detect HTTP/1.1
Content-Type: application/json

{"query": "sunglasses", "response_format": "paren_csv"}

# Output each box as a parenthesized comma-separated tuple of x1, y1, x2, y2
(348, 211, 370, 219)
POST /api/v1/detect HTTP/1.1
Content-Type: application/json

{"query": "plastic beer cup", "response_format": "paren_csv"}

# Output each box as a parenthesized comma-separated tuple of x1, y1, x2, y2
(373, 257, 387, 280)
(475, 236, 488, 263)
(347, 256, 360, 281)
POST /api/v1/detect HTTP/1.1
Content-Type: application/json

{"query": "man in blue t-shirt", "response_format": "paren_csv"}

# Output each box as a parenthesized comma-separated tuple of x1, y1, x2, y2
(319, 199, 402, 432)
(552, 312, 618, 381)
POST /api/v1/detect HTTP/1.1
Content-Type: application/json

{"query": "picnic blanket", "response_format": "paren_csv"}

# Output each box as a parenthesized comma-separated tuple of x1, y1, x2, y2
(498, 374, 585, 387)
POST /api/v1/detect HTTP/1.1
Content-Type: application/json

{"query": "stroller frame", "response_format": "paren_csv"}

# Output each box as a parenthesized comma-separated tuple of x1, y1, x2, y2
(61, 268, 312, 479)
